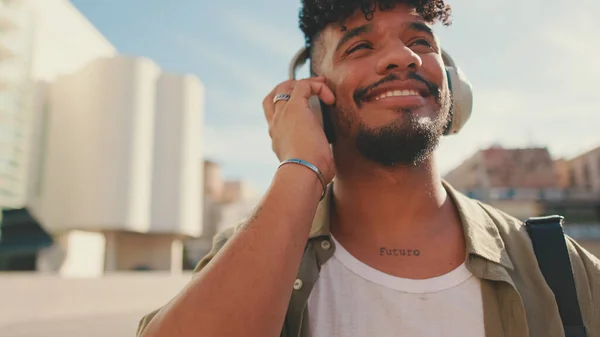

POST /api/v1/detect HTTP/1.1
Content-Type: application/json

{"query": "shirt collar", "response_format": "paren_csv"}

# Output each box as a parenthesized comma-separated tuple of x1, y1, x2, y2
(307, 180, 514, 270)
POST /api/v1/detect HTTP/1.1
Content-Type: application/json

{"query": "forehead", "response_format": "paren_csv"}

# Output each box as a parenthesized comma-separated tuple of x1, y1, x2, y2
(318, 5, 430, 45)
(341, 4, 423, 28)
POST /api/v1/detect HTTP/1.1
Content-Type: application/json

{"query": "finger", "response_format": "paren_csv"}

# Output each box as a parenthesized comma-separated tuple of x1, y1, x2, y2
(301, 75, 326, 82)
(271, 81, 296, 116)
(289, 79, 335, 106)
(263, 77, 325, 115)
(263, 80, 294, 122)
(274, 81, 295, 106)
(263, 86, 278, 121)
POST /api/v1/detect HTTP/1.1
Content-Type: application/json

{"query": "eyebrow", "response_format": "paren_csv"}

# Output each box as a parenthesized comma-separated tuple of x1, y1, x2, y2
(335, 21, 434, 51)
(408, 22, 434, 37)
(334, 21, 435, 53)
(335, 24, 373, 53)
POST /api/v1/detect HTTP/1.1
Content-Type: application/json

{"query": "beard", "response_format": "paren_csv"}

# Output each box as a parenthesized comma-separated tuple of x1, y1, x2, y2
(355, 106, 450, 167)
(333, 83, 452, 167)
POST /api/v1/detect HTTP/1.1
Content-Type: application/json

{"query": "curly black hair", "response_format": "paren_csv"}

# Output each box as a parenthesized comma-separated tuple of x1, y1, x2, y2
(299, 0, 452, 49)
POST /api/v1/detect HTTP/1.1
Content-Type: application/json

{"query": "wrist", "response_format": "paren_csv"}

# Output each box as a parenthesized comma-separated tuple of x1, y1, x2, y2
(276, 161, 325, 201)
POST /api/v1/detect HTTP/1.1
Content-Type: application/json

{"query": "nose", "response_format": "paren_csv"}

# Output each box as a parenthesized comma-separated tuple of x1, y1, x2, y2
(375, 44, 422, 76)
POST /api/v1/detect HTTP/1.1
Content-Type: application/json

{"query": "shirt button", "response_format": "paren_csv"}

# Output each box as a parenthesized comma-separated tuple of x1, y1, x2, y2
(321, 240, 331, 250)
(293, 279, 304, 290)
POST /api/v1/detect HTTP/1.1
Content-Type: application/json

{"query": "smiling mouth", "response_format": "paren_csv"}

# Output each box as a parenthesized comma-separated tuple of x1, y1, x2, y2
(354, 72, 439, 106)
(372, 89, 420, 101)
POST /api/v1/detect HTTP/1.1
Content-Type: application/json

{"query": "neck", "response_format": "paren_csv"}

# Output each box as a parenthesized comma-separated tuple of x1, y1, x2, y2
(330, 152, 451, 242)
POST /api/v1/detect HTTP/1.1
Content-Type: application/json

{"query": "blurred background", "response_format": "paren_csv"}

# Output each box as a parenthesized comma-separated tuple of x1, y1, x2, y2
(0, 0, 598, 336)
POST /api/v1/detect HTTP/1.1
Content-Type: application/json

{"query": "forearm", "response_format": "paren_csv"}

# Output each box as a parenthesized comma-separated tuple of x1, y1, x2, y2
(140, 164, 323, 337)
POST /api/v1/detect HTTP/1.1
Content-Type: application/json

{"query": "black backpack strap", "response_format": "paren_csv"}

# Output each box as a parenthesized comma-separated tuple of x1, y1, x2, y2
(525, 215, 587, 337)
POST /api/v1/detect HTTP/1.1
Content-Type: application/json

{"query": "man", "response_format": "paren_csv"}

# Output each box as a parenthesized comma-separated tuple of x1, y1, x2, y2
(136, 1, 600, 336)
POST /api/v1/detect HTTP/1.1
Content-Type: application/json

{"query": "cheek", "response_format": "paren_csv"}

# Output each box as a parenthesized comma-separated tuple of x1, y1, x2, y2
(430, 60, 447, 92)
(333, 86, 352, 109)
(328, 79, 360, 134)
(420, 53, 447, 87)
(328, 80, 361, 129)
(329, 64, 364, 106)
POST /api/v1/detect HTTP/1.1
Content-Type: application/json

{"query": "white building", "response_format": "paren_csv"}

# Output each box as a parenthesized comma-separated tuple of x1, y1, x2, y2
(0, 0, 115, 210)
(25, 0, 117, 82)
(0, 0, 205, 276)
(0, 0, 36, 209)
(151, 72, 204, 238)
(34, 59, 205, 277)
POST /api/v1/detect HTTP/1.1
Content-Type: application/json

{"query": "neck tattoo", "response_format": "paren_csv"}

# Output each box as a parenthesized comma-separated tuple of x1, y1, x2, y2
(380, 247, 421, 257)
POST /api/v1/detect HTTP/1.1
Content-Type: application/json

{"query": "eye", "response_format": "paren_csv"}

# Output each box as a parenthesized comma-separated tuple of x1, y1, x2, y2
(410, 39, 434, 50)
(345, 42, 372, 55)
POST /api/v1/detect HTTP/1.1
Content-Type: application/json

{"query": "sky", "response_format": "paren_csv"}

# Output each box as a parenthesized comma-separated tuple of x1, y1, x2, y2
(70, 0, 600, 193)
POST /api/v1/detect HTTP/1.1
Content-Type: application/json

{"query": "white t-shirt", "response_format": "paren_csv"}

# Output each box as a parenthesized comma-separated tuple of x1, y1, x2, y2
(307, 236, 485, 337)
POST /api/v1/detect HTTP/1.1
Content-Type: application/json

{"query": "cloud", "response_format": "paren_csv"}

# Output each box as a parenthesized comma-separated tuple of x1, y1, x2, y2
(203, 124, 274, 164)
(202, 85, 269, 127)
(536, 7, 600, 98)
(173, 34, 279, 92)
(223, 11, 305, 60)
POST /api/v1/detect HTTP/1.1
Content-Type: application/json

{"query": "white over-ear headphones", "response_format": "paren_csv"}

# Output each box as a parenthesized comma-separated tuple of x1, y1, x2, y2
(288, 47, 473, 136)
(440, 50, 473, 135)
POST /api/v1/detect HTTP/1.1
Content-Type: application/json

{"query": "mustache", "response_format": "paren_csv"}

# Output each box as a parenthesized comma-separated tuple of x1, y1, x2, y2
(353, 72, 440, 105)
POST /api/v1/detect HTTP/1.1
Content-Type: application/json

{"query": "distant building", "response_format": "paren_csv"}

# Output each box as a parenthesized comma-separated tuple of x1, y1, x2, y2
(444, 145, 600, 257)
(444, 146, 562, 219)
(185, 160, 261, 266)
(543, 146, 600, 219)
(562, 146, 600, 197)
(545, 146, 600, 255)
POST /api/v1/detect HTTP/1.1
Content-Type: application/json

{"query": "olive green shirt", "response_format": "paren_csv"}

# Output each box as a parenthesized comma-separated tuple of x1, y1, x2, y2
(137, 181, 600, 337)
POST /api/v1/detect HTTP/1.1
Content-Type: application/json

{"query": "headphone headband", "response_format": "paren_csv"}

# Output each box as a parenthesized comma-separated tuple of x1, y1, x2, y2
(289, 47, 310, 79)
(441, 49, 456, 68)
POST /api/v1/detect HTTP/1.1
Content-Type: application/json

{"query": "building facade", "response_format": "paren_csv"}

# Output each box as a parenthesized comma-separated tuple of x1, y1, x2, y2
(151, 72, 204, 238)
(564, 146, 600, 197)
(33, 56, 205, 277)
(444, 145, 600, 257)
(443, 146, 563, 219)
(185, 160, 260, 266)
(0, 0, 206, 276)
(0, 0, 36, 209)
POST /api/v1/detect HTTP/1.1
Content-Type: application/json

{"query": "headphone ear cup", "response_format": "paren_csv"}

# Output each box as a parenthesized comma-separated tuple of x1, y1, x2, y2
(308, 95, 323, 124)
(320, 101, 336, 144)
(444, 64, 473, 135)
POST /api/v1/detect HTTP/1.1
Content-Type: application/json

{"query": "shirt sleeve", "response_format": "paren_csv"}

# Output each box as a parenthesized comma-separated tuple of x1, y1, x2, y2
(135, 225, 238, 337)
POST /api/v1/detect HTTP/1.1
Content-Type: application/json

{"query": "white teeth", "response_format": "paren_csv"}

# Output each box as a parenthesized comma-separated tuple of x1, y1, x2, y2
(374, 90, 419, 100)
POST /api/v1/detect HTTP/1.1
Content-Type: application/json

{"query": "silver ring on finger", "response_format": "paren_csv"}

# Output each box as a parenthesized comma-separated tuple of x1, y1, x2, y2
(273, 93, 291, 104)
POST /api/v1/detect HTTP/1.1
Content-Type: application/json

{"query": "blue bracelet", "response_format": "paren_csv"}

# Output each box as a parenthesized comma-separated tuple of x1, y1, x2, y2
(278, 158, 327, 201)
